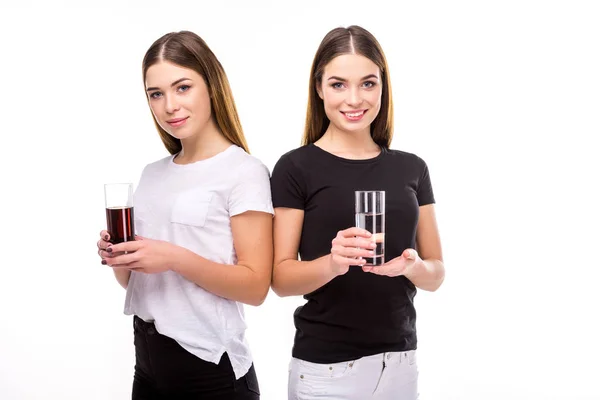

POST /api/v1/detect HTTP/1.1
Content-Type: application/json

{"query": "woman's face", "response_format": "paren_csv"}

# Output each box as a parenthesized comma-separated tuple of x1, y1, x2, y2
(145, 61, 213, 141)
(317, 54, 382, 135)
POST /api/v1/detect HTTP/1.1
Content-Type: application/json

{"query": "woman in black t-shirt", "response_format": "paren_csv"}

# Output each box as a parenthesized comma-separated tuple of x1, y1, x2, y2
(270, 25, 445, 399)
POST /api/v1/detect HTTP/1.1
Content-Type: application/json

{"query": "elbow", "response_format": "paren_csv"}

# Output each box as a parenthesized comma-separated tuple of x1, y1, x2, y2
(246, 296, 266, 307)
(270, 279, 285, 297)
(424, 266, 445, 292)
(242, 290, 267, 307)
(244, 272, 271, 307)
(270, 264, 293, 298)
(270, 283, 290, 298)
(249, 286, 270, 307)
(414, 259, 445, 292)
(423, 277, 444, 292)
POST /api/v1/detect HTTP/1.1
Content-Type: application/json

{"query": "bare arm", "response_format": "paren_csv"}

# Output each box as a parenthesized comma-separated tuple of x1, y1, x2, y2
(271, 207, 374, 297)
(170, 211, 273, 306)
(112, 269, 131, 289)
(105, 213, 273, 306)
(271, 208, 334, 296)
(405, 204, 445, 291)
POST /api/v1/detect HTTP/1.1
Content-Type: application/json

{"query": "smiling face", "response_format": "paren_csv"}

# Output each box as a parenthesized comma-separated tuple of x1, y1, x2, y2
(317, 54, 383, 137)
(144, 61, 213, 141)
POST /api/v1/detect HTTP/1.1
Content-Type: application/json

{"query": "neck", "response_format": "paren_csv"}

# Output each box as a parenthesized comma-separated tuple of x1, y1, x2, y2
(176, 118, 232, 164)
(316, 125, 380, 159)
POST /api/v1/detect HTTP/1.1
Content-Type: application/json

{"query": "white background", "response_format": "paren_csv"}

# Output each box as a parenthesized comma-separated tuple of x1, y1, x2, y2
(1, 1, 599, 399)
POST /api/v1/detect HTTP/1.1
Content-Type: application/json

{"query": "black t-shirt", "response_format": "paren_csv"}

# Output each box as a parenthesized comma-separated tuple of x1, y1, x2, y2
(270, 144, 435, 363)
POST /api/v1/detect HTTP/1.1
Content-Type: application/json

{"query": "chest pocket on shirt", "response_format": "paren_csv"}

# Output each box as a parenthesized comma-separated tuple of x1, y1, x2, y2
(170, 189, 214, 227)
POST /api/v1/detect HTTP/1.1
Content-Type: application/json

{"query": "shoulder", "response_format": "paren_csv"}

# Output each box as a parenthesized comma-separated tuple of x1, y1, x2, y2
(140, 155, 173, 175)
(385, 148, 428, 167)
(273, 145, 313, 169)
(227, 146, 271, 177)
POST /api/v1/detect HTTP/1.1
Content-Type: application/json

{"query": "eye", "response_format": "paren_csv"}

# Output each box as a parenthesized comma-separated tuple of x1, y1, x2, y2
(363, 81, 377, 88)
(177, 84, 191, 93)
(149, 91, 162, 99)
(330, 82, 344, 89)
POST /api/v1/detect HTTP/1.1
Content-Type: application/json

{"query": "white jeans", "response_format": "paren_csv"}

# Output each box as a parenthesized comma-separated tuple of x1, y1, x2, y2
(288, 351, 419, 400)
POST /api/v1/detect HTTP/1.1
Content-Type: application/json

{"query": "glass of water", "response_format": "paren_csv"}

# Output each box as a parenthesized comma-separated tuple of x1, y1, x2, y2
(355, 190, 385, 266)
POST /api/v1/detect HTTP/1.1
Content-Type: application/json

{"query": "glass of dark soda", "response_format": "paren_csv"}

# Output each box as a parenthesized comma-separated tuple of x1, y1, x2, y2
(104, 183, 135, 244)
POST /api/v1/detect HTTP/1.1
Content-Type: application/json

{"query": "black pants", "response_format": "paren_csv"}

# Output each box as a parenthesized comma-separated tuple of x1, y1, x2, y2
(132, 316, 260, 399)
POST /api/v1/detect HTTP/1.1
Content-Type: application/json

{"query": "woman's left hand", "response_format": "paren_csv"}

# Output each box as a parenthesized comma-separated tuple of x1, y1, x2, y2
(362, 248, 420, 277)
(104, 236, 177, 274)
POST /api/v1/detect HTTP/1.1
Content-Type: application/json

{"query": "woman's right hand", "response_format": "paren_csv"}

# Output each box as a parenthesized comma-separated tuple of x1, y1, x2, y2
(329, 227, 376, 276)
(97, 230, 112, 265)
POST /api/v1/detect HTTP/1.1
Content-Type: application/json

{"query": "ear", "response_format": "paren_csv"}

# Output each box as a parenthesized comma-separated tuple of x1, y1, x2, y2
(316, 81, 324, 100)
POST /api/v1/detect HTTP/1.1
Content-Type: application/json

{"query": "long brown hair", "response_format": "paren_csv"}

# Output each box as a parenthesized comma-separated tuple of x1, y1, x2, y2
(302, 25, 394, 148)
(142, 31, 249, 154)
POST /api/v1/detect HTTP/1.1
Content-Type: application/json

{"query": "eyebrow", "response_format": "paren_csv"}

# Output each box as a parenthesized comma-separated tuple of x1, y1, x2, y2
(146, 77, 191, 92)
(327, 74, 379, 82)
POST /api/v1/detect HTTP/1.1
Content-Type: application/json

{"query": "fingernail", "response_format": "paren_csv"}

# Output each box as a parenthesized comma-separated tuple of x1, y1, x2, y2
(104, 235, 109, 240)
(101, 260, 107, 265)
(107, 247, 113, 253)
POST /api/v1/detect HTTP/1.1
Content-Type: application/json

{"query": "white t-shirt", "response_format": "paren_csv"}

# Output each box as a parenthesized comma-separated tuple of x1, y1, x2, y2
(124, 144, 273, 379)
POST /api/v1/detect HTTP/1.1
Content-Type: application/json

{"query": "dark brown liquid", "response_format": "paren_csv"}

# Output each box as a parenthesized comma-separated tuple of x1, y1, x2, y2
(106, 207, 135, 244)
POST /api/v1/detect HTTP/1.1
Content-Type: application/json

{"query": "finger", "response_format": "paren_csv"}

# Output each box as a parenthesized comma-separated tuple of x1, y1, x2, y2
(341, 227, 372, 238)
(134, 235, 145, 240)
(362, 266, 374, 272)
(403, 249, 416, 260)
(125, 265, 145, 273)
(97, 239, 112, 251)
(333, 254, 366, 267)
(113, 262, 140, 270)
(364, 265, 390, 276)
(333, 245, 374, 259)
(98, 248, 113, 258)
(335, 237, 377, 250)
(99, 249, 123, 258)
(100, 230, 110, 241)
(109, 241, 143, 254)
(106, 252, 139, 267)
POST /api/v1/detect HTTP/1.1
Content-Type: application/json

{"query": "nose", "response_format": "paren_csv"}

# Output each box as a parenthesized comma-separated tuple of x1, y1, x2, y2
(345, 87, 362, 108)
(164, 94, 180, 114)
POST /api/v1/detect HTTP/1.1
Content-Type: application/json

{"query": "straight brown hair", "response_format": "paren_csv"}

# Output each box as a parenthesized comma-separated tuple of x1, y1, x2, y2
(302, 25, 394, 148)
(142, 31, 249, 155)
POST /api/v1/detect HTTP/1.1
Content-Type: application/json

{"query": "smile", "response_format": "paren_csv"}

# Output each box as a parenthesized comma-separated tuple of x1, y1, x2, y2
(341, 110, 366, 121)
(166, 117, 189, 127)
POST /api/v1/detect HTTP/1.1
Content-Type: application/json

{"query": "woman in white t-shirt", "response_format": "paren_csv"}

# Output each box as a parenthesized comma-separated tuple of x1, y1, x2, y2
(96, 31, 273, 399)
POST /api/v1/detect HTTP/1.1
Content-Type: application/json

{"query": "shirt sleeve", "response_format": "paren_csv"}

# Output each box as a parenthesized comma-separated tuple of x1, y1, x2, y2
(228, 158, 274, 217)
(416, 159, 436, 206)
(270, 153, 305, 210)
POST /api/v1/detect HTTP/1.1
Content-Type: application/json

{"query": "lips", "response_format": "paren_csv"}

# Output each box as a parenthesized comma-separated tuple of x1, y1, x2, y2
(341, 110, 367, 121)
(166, 117, 188, 127)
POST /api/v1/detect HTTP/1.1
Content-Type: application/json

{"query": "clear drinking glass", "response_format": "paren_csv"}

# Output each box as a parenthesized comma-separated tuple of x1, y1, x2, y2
(355, 190, 385, 266)
(104, 183, 135, 244)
